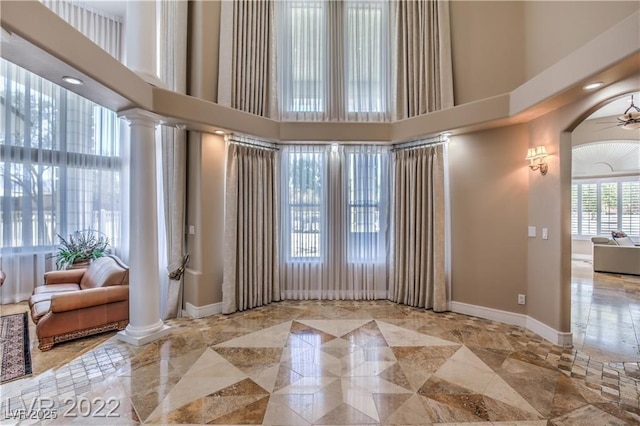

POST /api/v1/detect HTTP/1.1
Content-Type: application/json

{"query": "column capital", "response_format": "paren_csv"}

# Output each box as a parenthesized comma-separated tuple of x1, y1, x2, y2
(118, 108, 163, 127)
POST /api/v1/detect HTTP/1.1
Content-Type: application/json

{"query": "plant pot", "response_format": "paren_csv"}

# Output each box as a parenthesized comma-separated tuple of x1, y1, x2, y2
(68, 260, 91, 270)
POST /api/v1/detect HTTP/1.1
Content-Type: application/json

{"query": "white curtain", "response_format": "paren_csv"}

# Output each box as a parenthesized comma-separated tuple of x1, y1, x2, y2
(389, 143, 447, 311)
(40, 0, 123, 61)
(0, 60, 124, 303)
(157, 0, 188, 320)
(223, 139, 280, 314)
(276, 0, 391, 122)
(280, 144, 390, 299)
(218, 0, 276, 117)
(221, 0, 453, 122)
(393, 0, 454, 118)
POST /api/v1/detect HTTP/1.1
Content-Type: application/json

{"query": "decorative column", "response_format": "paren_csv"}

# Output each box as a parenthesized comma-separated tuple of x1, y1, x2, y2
(125, 0, 163, 86)
(117, 108, 171, 346)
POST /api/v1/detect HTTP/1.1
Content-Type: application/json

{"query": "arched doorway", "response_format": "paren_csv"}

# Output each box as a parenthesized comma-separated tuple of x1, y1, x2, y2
(569, 93, 640, 361)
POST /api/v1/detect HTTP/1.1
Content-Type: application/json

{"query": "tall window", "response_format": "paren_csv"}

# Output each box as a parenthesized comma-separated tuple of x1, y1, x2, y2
(0, 59, 123, 251)
(280, 144, 390, 299)
(346, 148, 386, 260)
(345, 1, 386, 114)
(280, 1, 326, 114)
(282, 146, 326, 259)
(277, 0, 390, 121)
(571, 177, 640, 238)
(281, 144, 389, 262)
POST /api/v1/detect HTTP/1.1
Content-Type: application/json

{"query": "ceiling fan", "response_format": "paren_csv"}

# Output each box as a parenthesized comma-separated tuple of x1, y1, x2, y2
(617, 95, 640, 130)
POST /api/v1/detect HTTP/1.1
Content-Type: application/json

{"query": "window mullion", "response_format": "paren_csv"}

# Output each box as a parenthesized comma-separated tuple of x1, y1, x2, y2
(597, 181, 602, 235)
(2, 63, 14, 247)
(22, 73, 34, 247)
(577, 183, 582, 237)
(617, 181, 623, 232)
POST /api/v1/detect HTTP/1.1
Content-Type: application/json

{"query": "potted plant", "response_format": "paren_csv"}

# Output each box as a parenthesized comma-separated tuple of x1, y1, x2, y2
(51, 230, 111, 270)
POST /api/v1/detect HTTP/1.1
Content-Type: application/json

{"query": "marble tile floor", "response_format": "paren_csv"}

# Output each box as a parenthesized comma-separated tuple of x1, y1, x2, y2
(571, 259, 640, 362)
(1, 300, 639, 425)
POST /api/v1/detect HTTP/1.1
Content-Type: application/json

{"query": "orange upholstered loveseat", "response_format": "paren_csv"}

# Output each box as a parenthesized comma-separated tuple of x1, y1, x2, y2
(28, 255, 129, 351)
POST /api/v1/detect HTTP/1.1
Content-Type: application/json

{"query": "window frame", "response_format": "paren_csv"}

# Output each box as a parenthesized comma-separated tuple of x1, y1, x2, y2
(282, 148, 326, 261)
(0, 60, 122, 252)
(345, 150, 385, 262)
(278, 0, 390, 118)
(571, 176, 640, 238)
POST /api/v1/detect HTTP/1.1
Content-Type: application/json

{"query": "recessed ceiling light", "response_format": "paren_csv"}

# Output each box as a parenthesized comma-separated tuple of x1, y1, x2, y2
(214, 130, 225, 135)
(583, 81, 603, 91)
(62, 76, 83, 85)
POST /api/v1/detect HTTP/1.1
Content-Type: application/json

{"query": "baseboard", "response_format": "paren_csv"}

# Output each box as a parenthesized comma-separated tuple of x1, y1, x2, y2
(450, 301, 572, 347)
(183, 302, 222, 319)
(571, 254, 592, 261)
(525, 315, 573, 346)
(181, 299, 572, 344)
(450, 301, 527, 327)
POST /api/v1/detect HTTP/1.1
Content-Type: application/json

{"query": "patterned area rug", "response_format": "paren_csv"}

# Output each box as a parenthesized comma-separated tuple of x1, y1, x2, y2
(0, 312, 32, 383)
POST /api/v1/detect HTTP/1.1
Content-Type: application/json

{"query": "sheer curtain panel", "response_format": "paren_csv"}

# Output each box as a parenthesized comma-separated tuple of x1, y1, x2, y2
(220, 0, 453, 121)
(223, 140, 280, 314)
(157, 0, 188, 320)
(280, 144, 390, 299)
(0, 60, 124, 303)
(276, 0, 391, 122)
(394, 0, 454, 118)
(40, 0, 123, 61)
(390, 144, 447, 311)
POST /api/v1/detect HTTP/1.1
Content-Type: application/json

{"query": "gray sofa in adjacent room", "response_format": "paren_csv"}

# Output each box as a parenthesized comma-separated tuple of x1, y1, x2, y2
(591, 236, 640, 276)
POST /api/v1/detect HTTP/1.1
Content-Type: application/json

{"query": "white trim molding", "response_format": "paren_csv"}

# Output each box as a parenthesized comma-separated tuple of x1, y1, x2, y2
(184, 302, 223, 319)
(450, 301, 573, 347)
(526, 315, 573, 347)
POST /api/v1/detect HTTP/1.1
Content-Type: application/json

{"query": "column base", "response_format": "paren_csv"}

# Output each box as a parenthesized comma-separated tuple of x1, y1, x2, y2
(117, 324, 172, 346)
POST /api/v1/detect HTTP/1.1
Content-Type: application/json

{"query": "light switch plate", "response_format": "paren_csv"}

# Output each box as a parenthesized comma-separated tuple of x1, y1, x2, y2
(528, 226, 536, 238)
(188, 225, 195, 235)
(542, 228, 549, 240)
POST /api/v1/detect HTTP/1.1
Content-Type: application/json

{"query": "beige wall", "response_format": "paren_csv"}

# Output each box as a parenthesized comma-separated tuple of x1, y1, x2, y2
(448, 124, 529, 313)
(188, 0, 221, 102)
(449, 1, 637, 105)
(524, 1, 639, 80)
(184, 133, 226, 308)
(449, 1, 525, 105)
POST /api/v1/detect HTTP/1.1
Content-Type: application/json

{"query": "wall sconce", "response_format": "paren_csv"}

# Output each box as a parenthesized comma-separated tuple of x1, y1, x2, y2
(525, 146, 548, 175)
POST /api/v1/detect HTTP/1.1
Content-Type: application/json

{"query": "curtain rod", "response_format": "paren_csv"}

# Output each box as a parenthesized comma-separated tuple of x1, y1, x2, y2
(391, 137, 447, 152)
(225, 135, 280, 151)
(276, 141, 391, 146)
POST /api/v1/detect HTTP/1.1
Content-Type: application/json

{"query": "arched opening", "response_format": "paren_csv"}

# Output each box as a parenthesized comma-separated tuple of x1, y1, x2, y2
(569, 93, 640, 361)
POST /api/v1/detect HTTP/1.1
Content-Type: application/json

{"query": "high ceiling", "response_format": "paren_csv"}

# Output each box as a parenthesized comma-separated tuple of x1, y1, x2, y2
(572, 140, 640, 177)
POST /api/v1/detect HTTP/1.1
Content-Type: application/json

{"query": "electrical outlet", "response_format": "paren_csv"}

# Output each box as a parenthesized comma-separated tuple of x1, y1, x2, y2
(518, 294, 526, 305)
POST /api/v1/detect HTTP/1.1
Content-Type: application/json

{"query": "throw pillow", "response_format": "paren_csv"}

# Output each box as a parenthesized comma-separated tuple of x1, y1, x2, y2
(611, 230, 628, 238)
